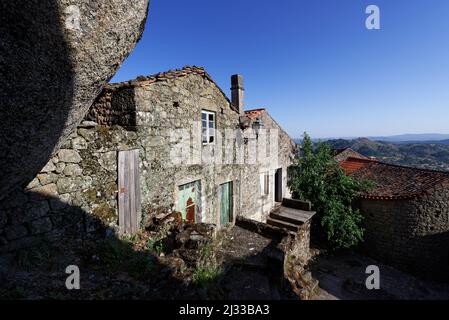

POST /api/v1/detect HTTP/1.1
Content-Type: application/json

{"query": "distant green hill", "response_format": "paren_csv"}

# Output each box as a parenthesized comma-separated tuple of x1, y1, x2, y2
(324, 138, 449, 171)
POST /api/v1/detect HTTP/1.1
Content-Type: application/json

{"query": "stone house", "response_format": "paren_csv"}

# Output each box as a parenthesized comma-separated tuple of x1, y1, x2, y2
(0, 66, 297, 251)
(338, 155, 449, 280)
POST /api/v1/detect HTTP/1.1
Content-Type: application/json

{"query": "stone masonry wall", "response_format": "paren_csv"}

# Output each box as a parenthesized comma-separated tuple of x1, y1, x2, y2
(0, 121, 138, 252)
(0, 70, 298, 253)
(359, 186, 449, 280)
(240, 111, 297, 222)
(131, 73, 243, 227)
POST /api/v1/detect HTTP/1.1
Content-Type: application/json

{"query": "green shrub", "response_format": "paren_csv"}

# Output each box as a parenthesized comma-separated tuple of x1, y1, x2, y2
(192, 265, 222, 288)
(288, 132, 373, 249)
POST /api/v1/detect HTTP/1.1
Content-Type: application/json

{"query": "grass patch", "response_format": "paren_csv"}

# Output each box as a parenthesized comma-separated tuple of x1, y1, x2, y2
(146, 238, 164, 255)
(89, 237, 158, 279)
(92, 238, 134, 273)
(200, 243, 214, 260)
(192, 265, 222, 288)
(14, 241, 55, 270)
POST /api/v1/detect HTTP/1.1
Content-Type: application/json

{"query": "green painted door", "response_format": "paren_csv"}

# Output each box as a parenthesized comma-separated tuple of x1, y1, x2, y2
(220, 182, 233, 227)
(178, 181, 201, 223)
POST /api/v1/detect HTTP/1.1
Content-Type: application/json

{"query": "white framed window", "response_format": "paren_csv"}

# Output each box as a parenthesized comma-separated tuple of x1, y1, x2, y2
(202, 110, 216, 144)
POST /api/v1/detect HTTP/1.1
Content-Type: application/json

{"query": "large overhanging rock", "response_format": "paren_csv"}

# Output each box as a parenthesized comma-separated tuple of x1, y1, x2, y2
(0, 0, 149, 199)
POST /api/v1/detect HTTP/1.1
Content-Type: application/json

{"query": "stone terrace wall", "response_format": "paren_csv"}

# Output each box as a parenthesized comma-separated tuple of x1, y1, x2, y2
(359, 187, 449, 280)
(410, 186, 449, 279)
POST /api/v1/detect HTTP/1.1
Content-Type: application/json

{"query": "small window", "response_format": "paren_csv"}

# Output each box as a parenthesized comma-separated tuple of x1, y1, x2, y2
(201, 110, 216, 144)
(260, 172, 269, 195)
(264, 173, 270, 195)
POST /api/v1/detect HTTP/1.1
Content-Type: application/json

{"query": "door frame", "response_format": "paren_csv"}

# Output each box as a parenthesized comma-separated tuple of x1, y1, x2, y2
(274, 167, 283, 203)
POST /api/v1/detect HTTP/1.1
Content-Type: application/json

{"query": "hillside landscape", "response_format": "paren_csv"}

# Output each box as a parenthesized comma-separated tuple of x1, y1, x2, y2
(324, 138, 449, 171)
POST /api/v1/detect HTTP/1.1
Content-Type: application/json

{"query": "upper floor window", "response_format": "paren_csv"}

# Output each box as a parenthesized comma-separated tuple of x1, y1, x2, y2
(202, 110, 216, 144)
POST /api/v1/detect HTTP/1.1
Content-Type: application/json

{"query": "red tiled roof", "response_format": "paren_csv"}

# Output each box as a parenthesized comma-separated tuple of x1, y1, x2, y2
(334, 148, 349, 155)
(334, 148, 370, 162)
(244, 108, 266, 119)
(340, 157, 449, 200)
(340, 157, 376, 174)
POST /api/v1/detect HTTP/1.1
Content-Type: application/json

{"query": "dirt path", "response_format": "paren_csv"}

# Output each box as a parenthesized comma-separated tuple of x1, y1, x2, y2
(309, 250, 449, 300)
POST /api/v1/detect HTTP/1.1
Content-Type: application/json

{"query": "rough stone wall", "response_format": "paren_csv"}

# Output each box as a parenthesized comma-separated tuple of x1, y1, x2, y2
(130, 74, 243, 227)
(0, 71, 298, 253)
(240, 111, 297, 222)
(236, 216, 316, 299)
(0, 0, 149, 201)
(288, 220, 312, 264)
(0, 73, 241, 252)
(359, 186, 449, 280)
(0, 121, 138, 252)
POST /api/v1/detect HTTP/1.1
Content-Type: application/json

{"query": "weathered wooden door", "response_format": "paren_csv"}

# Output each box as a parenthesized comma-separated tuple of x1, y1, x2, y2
(220, 182, 233, 227)
(275, 168, 282, 202)
(178, 181, 201, 223)
(118, 149, 141, 235)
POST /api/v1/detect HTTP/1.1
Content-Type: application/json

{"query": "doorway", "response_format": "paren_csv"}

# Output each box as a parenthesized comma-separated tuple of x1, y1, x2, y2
(178, 180, 201, 223)
(274, 168, 282, 203)
(220, 181, 233, 228)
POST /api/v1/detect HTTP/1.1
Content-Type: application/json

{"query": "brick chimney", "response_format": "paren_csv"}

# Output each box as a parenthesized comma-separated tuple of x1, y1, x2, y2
(231, 74, 244, 116)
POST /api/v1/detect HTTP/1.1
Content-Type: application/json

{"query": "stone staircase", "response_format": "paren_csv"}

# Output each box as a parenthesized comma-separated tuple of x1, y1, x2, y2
(267, 199, 315, 233)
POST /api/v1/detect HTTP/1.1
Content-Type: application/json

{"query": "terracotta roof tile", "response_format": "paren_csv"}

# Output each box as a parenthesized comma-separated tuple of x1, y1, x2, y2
(244, 108, 266, 119)
(334, 148, 370, 162)
(340, 157, 449, 200)
(340, 157, 375, 174)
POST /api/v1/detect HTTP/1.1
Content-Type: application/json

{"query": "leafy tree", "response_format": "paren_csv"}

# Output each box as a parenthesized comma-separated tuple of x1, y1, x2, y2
(288, 133, 372, 249)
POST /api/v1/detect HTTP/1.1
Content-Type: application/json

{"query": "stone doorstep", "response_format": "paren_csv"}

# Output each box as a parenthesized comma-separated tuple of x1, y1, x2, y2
(270, 212, 303, 227)
(271, 207, 314, 224)
(266, 217, 300, 232)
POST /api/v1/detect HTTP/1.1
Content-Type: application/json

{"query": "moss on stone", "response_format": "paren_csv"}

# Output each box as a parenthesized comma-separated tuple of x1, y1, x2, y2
(92, 203, 116, 223)
(82, 188, 97, 202)
(96, 126, 110, 136)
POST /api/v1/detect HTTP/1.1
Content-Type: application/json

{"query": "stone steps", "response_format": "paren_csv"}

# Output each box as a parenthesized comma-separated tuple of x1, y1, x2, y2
(267, 201, 317, 233)
(266, 217, 300, 232)
(270, 209, 310, 226)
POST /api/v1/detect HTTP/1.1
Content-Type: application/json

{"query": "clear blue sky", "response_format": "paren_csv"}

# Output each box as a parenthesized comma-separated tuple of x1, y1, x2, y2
(111, 0, 449, 139)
